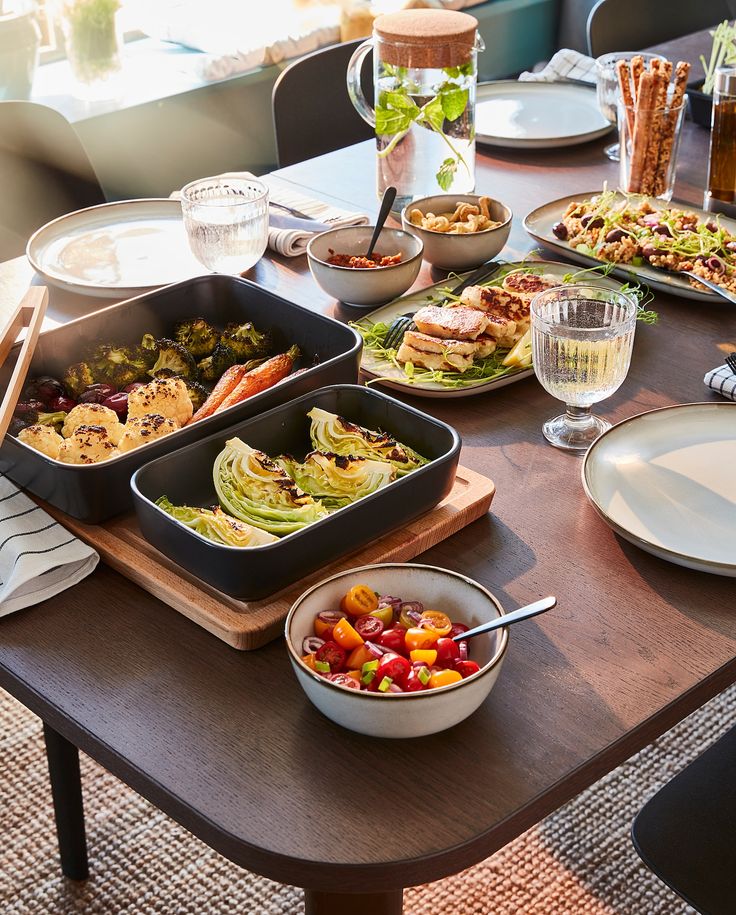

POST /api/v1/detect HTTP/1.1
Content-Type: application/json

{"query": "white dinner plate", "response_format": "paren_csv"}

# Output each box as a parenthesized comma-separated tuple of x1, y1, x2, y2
(475, 81, 612, 149)
(27, 198, 206, 298)
(582, 403, 736, 576)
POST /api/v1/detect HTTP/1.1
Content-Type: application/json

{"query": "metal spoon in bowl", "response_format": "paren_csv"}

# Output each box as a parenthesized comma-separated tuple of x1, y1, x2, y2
(365, 185, 397, 260)
(453, 596, 557, 641)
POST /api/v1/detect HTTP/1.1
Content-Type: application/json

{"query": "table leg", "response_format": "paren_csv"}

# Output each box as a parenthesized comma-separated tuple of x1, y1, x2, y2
(304, 889, 403, 915)
(43, 722, 89, 880)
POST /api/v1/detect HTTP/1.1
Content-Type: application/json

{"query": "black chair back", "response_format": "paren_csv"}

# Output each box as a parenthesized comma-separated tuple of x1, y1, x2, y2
(0, 101, 105, 261)
(587, 0, 732, 56)
(272, 39, 374, 168)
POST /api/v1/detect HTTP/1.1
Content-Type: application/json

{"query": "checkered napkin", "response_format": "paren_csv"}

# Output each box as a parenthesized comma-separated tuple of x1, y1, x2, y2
(704, 364, 736, 401)
(519, 49, 597, 85)
(173, 171, 369, 258)
(0, 476, 98, 618)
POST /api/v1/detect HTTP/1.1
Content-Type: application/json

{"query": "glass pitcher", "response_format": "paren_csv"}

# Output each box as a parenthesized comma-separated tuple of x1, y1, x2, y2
(347, 8, 484, 212)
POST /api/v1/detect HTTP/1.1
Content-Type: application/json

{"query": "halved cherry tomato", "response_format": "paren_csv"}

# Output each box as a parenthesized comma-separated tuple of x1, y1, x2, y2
(455, 660, 481, 679)
(398, 601, 423, 629)
(419, 610, 452, 637)
(377, 627, 407, 654)
(340, 584, 379, 617)
(376, 652, 411, 688)
(449, 622, 469, 639)
(315, 640, 346, 673)
(346, 643, 375, 669)
(404, 666, 430, 691)
(301, 653, 317, 671)
(327, 672, 361, 689)
(404, 627, 439, 652)
(369, 604, 394, 627)
(410, 648, 437, 665)
(434, 637, 461, 668)
(314, 609, 347, 639)
(332, 617, 364, 651)
(429, 668, 462, 689)
(354, 615, 384, 641)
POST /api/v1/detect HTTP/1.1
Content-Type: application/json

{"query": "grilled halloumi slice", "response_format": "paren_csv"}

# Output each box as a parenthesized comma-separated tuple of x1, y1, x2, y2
(413, 304, 487, 340)
(458, 284, 521, 314)
(397, 331, 476, 373)
(501, 271, 562, 300)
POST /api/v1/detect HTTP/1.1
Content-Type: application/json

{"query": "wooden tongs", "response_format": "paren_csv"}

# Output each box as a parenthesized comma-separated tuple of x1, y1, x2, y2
(0, 286, 49, 440)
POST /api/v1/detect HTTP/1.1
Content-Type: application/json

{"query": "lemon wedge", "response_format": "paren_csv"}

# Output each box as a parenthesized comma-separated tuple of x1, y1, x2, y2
(502, 329, 532, 368)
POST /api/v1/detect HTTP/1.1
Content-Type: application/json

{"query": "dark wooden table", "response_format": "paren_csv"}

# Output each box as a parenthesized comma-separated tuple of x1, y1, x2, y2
(1, 32, 735, 915)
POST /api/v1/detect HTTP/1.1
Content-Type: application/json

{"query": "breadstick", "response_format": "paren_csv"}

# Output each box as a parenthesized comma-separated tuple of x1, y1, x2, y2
(654, 60, 690, 196)
(631, 55, 645, 100)
(628, 70, 656, 193)
(616, 59, 636, 137)
(642, 60, 668, 195)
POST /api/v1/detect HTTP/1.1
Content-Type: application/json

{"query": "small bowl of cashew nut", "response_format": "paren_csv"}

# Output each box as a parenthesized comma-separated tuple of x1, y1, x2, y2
(401, 194, 512, 271)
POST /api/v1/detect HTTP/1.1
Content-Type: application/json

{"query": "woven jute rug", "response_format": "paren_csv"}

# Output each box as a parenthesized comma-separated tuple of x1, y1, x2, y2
(2, 683, 732, 915)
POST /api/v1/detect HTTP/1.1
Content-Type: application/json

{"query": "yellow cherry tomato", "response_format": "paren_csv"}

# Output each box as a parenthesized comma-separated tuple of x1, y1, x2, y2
(404, 627, 439, 651)
(410, 649, 438, 665)
(419, 610, 452, 637)
(332, 617, 365, 650)
(369, 604, 394, 627)
(346, 644, 375, 669)
(429, 669, 463, 689)
(346, 670, 362, 682)
(301, 653, 317, 671)
(341, 584, 379, 617)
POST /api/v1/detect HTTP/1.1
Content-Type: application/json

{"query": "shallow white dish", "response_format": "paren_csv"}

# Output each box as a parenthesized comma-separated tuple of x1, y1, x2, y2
(582, 403, 736, 576)
(27, 198, 205, 298)
(355, 259, 626, 398)
(475, 81, 612, 149)
(285, 563, 508, 738)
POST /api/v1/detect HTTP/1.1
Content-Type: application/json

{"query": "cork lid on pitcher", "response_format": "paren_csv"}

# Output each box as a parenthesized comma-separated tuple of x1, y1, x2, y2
(374, 9, 479, 69)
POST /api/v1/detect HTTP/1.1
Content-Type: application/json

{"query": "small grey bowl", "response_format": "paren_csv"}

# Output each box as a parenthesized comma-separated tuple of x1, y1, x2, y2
(401, 194, 512, 271)
(307, 225, 423, 308)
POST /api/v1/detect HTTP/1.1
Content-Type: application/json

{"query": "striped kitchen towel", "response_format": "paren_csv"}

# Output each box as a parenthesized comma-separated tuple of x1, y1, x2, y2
(0, 476, 98, 618)
(704, 363, 736, 401)
(519, 49, 597, 85)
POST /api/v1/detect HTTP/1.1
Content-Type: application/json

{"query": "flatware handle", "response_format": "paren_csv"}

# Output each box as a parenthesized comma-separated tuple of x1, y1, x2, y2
(366, 186, 397, 260)
(454, 595, 557, 640)
(450, 259, 507, 296)
(0, 286, 48, 442)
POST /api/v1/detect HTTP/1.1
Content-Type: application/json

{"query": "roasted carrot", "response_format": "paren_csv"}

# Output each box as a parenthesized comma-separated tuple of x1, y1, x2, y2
(215, 346, 300, 414)
(190, 363, 250, 423)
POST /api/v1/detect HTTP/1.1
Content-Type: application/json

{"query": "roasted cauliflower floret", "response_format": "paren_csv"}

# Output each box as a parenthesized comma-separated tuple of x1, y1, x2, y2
(17, 424, 64, 460)
(61, 403, 124, 445)
(126, 377, 193, 427)
(117, 414, 178, 453)
(58, 425, 119, 464)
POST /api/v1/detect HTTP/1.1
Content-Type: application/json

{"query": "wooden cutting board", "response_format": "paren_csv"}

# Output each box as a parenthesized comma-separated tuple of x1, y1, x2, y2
(39, 464, 495, 650)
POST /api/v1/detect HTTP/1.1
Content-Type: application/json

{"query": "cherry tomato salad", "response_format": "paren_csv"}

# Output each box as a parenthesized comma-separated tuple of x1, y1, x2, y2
(301, 584, 481, 693)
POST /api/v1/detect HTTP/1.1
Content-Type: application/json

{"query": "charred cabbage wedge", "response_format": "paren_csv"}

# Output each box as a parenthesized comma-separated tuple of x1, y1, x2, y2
(214, 437, 329, 535)
(155, 497, 278, 547)
(277, 451, 396, 509)
(307, 408, 428, 477)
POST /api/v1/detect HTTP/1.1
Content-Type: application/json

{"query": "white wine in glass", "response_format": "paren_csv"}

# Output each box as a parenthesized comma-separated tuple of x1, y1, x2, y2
(531, 285, 638, 452)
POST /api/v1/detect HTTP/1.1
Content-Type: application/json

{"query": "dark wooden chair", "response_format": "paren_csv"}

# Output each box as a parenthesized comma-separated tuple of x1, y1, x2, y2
(632, 724, 736, 914)
(272, 39, 374, 168)
(0, 101, 105, 261)
(586, 0, 734, 57)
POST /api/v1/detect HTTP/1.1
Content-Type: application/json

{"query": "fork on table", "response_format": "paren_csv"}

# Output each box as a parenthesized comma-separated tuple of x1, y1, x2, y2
(725, 352, 736, 375)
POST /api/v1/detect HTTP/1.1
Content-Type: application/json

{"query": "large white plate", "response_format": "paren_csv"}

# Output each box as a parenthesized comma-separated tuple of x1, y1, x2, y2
(475, 81, 612, 149)
(27, 198, 206, 298)
(355, 260, 625, 399)
(523, 190, 731, 303)
(582, 403, 736, 576)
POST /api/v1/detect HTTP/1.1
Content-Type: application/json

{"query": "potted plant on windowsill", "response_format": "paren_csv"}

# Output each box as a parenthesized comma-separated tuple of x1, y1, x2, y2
(687, 20, 736, 127)
(58, 0, 122, 98)
(0, 0, 41, 100)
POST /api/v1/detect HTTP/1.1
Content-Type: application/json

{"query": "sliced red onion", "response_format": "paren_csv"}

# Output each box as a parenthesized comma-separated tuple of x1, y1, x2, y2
(458, 640, 469, 661)
(365, 641, 387, 659)
(642, 214, 660, 226)
(377, 595, 402, 611)
(302, 636, 324, 654)
(388, 683, 404, 693)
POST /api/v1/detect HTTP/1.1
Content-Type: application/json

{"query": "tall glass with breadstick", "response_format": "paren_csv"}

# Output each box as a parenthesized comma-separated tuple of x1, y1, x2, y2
(616, 56, 690, 201)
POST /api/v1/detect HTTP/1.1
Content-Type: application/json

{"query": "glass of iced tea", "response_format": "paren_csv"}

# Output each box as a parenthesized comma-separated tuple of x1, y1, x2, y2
(530, 285, 638, 452)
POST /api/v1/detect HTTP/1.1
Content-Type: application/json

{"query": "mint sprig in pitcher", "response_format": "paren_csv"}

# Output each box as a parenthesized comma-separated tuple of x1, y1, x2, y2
(347, 9, 484, 212)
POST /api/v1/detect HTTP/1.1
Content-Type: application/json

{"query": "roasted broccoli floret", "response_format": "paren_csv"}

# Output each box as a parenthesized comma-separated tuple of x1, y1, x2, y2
(219, 322, 272, 361)
(140, 333, 158, 365)
(175, 318, 219, 359)
(177, 377, 209, 411)
(147, 338, 198, 380)
(197, 342, 237, 382)
(11, 409, 67, 434)
(63, 362, 95, 398)
(88, 344, 148, 389)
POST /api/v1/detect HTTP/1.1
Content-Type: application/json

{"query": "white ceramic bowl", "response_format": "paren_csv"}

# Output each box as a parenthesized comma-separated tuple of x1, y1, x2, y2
(285, 563, 508, 738)
(306, 226, 423, 307)
(401, 194, 512, 271)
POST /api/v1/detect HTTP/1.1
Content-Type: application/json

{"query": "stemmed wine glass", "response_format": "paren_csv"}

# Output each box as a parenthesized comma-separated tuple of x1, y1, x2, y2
(595, 52, 663, 162)
(530, 285, 638, 452)
(180, 176, 269, 274)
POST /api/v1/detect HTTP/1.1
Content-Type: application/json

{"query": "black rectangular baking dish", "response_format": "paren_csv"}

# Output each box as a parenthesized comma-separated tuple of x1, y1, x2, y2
(0, 275, 361, 522)
(131, 384, 461, 600)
